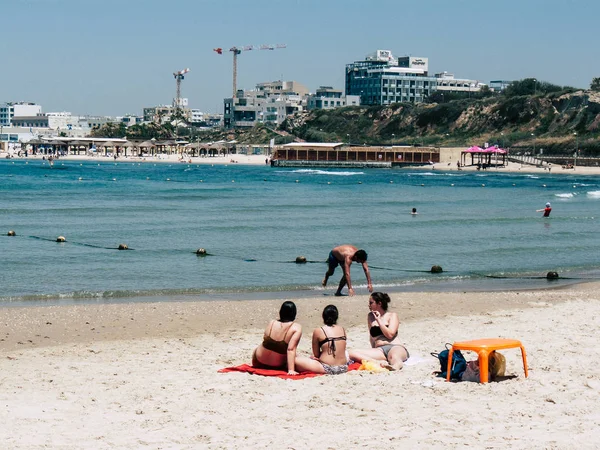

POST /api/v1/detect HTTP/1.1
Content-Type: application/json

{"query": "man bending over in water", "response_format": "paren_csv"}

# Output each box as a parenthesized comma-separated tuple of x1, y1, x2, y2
(322, 244, 373, 296)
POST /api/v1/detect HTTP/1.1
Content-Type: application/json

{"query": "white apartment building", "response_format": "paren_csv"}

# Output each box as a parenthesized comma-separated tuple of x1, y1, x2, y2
(307, 86, 361, 110)
(10, 112, 100, 130)
(10, 112, 76, 129)
(434, 72, 486, 93)
(203, 113, 223, 127)
(224, 80, 310, 128)
(77, 115, 119, 129)
(0, 126, 57, 152)
(143, 104, 192, 123)
(489, 80, 512, 92)
(118, 115, 143, 127)
(0, 102, 42, 126)
(190, 109, 204, 124)
(190, 110, 222, 127)
(255, 80, 310, 97)
(10, 111, 122, 139)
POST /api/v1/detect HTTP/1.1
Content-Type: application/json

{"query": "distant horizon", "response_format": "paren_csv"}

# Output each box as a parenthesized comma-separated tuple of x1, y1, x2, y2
(1, 0, 598, 117)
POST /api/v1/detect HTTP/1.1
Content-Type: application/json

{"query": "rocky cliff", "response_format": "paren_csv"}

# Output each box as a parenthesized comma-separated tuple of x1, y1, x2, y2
(279, 90, 600, 155)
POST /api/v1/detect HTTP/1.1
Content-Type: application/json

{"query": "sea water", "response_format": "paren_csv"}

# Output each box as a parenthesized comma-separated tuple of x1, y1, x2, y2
(1, 159, 599, 305)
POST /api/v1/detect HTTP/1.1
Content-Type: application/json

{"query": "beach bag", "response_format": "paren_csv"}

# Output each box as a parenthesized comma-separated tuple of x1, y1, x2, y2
(461, 360, 480, 382)
(431, 343, 467, 380)
(489, 351, 506, 380)
(461, 351, 506, 382)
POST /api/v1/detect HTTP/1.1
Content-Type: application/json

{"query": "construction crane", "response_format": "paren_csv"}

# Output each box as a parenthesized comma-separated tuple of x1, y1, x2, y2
(173, 68, 190, 114)
(213, 44, 286, 98)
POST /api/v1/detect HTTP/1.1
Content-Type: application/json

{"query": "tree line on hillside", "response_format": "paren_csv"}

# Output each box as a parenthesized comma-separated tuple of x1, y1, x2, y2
(427, 77, 583, 103)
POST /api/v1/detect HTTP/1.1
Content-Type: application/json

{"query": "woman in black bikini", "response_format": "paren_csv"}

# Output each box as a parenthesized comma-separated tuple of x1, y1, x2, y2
(295, 305, 351, 375)
(348, 292, 409, 370)
(252, 301, 303, 375)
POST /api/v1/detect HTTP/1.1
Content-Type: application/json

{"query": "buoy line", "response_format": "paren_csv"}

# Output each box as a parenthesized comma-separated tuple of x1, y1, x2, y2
(480, 272, 579, 280)
(369, 265, 446, 273)
(27, 236, 132, 250)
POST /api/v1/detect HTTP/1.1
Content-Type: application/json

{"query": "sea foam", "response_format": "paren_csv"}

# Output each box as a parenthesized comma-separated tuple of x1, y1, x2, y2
(288, 169, 364, 176)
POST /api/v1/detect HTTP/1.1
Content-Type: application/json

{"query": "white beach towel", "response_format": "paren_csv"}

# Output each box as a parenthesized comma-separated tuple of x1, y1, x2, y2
(404, 354, 430, 366)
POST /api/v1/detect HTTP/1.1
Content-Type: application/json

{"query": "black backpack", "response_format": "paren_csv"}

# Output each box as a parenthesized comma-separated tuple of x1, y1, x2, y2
(431, 343, 467, 380)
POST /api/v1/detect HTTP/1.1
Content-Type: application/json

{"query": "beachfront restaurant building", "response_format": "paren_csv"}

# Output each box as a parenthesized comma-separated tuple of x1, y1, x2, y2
(272, 142, 440, 168)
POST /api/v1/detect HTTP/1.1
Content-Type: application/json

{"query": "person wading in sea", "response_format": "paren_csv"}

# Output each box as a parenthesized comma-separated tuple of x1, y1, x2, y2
(322, 244, 373, 296)
(536, 202, 552, 217)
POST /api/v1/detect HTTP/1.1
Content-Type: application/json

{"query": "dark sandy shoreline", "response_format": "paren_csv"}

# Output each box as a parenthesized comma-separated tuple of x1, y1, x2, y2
(1, 280, 598, 353)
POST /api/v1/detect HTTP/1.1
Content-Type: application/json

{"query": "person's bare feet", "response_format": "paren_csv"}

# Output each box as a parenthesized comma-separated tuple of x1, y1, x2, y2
(334, 291, 343, 296)
(322, 278, 328, 287)
(381, 361, 403, 371)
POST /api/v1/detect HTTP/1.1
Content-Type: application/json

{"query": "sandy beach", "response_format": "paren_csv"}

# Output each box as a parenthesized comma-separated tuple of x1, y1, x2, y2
(1, 283, 600, 448)
(2, 148, 600, 448)
(2, 152, 271, 167)
(3, 150, 600, 175)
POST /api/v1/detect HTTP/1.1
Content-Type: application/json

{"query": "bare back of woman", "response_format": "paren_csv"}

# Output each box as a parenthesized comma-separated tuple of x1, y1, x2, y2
(252, 301, 302, 374)
(294, 305, 351, 375)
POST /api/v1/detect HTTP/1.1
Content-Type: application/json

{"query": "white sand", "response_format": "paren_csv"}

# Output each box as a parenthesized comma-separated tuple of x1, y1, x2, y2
(1, 284, 600, 448)
(426, 159, 600, 176)
(4, 150, 600, 175)
(7, 152, 270, 166)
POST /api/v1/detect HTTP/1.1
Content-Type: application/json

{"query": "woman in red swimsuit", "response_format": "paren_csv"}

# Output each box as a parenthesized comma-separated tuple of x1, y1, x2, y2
(252, 301, 303, 375)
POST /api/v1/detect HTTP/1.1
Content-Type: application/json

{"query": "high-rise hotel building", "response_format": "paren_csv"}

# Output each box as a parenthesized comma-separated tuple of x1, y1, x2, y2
(345, 50, 438, 105)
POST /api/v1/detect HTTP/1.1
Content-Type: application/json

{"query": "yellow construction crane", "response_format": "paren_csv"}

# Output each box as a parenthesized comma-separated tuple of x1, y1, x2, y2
(213, 44, 286, 98)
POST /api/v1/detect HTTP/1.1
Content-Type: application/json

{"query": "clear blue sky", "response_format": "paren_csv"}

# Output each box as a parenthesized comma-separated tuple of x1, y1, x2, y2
(1, 0, 598, 116)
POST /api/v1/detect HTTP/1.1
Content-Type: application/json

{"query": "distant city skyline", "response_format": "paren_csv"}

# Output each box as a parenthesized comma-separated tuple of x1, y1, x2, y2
(1, 0, 598, 117)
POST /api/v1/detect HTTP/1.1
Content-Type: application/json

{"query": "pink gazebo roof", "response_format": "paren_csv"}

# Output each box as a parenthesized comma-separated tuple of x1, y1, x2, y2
(462, 146, 507, 154)
(483, 147, 507, 154)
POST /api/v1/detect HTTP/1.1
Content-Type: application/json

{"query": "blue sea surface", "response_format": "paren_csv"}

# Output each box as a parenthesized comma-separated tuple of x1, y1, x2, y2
(1, 159, 599, 305)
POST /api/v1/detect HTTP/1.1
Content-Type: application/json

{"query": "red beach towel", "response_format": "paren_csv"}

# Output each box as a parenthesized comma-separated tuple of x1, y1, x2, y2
(218, 362, 361, 380)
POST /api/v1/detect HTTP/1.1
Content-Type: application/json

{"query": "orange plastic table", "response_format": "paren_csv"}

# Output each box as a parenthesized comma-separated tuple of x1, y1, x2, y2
(446, 338, 529, 383)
